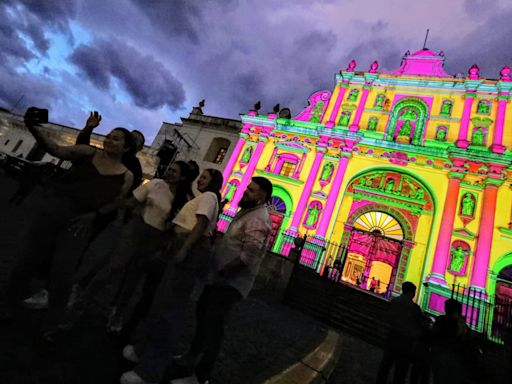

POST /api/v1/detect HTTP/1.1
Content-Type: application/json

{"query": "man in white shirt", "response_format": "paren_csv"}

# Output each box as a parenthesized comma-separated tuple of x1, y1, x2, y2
(171, 177, 273, 384)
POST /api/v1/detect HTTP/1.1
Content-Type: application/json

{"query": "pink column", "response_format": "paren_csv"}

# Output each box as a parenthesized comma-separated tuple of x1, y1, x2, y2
(470, 181, 500, 290)
(428, 173, 463, 285)
(226, 139, 266, 213)
(326, 84, 348, 127)
(491, 94, 508, 154)
(456, 93, 475, 149)
(293, 153, 307, 178)
(222, 135, 247, 188)
(316, 155, 349, 237)
(287, 147, 326, 232)
(349, 87, 370, 132)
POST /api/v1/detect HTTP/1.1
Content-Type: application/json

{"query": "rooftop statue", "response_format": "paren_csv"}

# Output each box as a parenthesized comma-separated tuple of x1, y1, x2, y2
(468, 64, 480, 80)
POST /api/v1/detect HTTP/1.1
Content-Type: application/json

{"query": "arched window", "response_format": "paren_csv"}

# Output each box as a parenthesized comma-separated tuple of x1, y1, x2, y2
(374, 94, 386, 109)
(204, 137, 231, 164)
(471, 126, 487, 146)
(476, 100, 491, 115)
(440, 100, 453, 116)
(347, 89, 359, 102)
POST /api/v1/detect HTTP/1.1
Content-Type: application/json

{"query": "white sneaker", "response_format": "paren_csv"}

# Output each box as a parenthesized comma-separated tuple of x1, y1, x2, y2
(170, 374, 206, 384)
(23, 289, 48, 309)
(122, 345, 139, 363)
(120, 370, 156, 384)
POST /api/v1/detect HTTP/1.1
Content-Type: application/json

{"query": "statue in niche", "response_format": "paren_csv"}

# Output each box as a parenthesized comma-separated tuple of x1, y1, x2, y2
(436, 128, 447, 141)
(385, 179, 395, 193)
(472, 128, 485, 146)
(225, 183, 236, 201)
(320, 162, 334, 181)
(401, 108, 417, 120)
(375, 95, 385, 108)
(477, 101, 490, 114)
(241, 146, 253, 163)
(398, 120, 412, 137)
(348, 90, 359, 102)
(346, 59, 356, 72)
(449, 247, 467, 273)
(461, 193, 475, 216)
(441, 101, 452, 116)
(305, 204, 320, 227)
(340, 113, 351, 126)
(367, 118, 378, 131)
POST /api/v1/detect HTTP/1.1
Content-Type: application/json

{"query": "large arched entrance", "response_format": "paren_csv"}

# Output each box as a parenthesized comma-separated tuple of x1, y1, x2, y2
(492, 265, 512, 341)
(335, 168, 435, 296)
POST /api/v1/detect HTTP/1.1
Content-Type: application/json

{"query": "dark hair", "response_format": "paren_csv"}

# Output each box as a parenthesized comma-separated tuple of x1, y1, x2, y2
(169, 160, 194, 219)
(204, 168, 224, 208)
(187, 160, 200, 183)
(113, 127, 136, 157)
(252, 176, 273, 203)
(131, 130, 145, 146)
(444, 298, 462, 316)
(401, 281, 416, 295)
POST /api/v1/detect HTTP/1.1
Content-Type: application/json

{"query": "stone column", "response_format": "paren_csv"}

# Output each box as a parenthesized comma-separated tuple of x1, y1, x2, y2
(325, 83, 348, 127)
(428, 172, 463, 285)
(222, 132, 248, 188)
(491, 93, 509, 154)
(226, 137, 267, 214)
(349, 86, 371, 132)
(456, 92, 476, 149)
(287, 146, 326, 232)
(315, 155, 350, 238)
(470, 179, 501, 290)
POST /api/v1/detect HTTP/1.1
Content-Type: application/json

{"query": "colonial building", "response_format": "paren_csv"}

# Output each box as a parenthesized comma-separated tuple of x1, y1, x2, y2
(152, 102, 242, 177)
(219, 49, 512, 327)
(0, 108, 158, 177)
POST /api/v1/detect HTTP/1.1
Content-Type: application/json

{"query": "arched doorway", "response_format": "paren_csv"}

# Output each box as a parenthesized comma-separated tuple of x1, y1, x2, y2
(267, 196, 287, 250)
(341, 211, 404, 294)
(492, 265, 512, 341)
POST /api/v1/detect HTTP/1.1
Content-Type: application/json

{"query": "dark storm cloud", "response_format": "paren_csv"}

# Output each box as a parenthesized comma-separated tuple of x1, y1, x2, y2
(6, 0, 78, 31)
(444, 6, 512, 79)
(130, 0, 203, 44)
(69, 39, 186, 110)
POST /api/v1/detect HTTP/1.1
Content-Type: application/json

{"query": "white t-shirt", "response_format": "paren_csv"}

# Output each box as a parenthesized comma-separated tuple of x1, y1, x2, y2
(132, 179, 174, 231)
(172, 191, 219, 237)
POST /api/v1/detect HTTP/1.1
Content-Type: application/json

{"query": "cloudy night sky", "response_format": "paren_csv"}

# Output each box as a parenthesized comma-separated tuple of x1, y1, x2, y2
(1, 0, 511, 143)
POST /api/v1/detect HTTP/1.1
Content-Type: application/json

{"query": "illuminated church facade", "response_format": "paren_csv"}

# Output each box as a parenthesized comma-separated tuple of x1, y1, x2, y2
(218, 49, 512, 324)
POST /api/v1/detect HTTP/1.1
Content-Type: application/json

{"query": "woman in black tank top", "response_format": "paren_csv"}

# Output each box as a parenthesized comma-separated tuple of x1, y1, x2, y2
(7, 109, 134, 340)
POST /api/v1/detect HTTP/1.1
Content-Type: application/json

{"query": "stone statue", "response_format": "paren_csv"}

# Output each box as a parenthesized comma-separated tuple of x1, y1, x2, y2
(477, 101, 490, 114)
(375, 95, 385, 108)
(367, 119, 378, 131)
(450, 247, 466, 272)
(225, 183, 236, 201)
(320, 163, 334, 181)
(401, 108, 416, 120)
(369, 60, 379, 73)
(500, 65, 511, 82)
(472, 128, 485, 145)
(242, 146, 253, 163)
(305, 205, 319, 227)
(436, 128, 446, 141)
(340, 113, 351, 126)
(398, 120, 412, 137)
(348, 90, 359, 102)
(385, 179, 395, 193)
(441, 102, 452, 115)
(468, 64, 480, 80)
(461, 193, 475, 216)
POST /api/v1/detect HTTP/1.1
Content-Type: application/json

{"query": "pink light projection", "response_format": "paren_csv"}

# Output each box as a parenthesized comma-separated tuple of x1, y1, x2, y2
(384, 49, 452, 78)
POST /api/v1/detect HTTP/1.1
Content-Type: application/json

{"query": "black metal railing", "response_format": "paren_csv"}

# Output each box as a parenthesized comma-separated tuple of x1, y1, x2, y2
(451, 283, 512, 344)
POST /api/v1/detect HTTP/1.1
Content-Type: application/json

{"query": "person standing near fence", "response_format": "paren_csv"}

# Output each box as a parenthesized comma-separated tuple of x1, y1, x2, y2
(376, 281, 423, 384)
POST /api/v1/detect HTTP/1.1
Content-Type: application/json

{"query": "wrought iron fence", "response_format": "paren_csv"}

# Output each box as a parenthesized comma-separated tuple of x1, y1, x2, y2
(451, 283, 512, 344)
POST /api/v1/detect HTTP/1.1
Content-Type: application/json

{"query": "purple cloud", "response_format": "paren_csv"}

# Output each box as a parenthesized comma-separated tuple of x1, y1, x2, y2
(69, 39, 186, 110)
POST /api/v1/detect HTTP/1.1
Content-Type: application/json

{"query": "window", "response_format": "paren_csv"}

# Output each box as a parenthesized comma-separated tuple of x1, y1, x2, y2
(214, 147, 228, 164)
(12, 139, 23, 153)
(204, 137, 231, 163)
(280, 161, 295, 177)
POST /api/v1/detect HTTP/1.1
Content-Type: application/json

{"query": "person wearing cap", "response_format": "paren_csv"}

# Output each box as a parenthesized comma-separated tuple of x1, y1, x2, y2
(169, 176, 273, 384)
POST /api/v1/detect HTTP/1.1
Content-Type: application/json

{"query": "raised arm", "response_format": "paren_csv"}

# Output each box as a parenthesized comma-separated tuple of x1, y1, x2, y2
(76, 111, 102, 145)
(24, 108, 95, 160)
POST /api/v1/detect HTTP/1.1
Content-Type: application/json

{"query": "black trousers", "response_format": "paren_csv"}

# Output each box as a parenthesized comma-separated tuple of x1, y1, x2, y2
(189, 284, 242, 383)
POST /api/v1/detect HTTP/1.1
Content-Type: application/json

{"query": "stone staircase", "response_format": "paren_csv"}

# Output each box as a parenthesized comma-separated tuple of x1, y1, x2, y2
(284, 265, 391, 346)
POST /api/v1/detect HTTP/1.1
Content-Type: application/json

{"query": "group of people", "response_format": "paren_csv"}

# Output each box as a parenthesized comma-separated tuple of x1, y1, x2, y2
(376, 282, 484, 384)
(6, 108, 274, 384)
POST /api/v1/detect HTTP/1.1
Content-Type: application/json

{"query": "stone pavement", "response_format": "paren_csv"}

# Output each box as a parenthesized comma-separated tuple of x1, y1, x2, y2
(0, 169, 329, 384)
